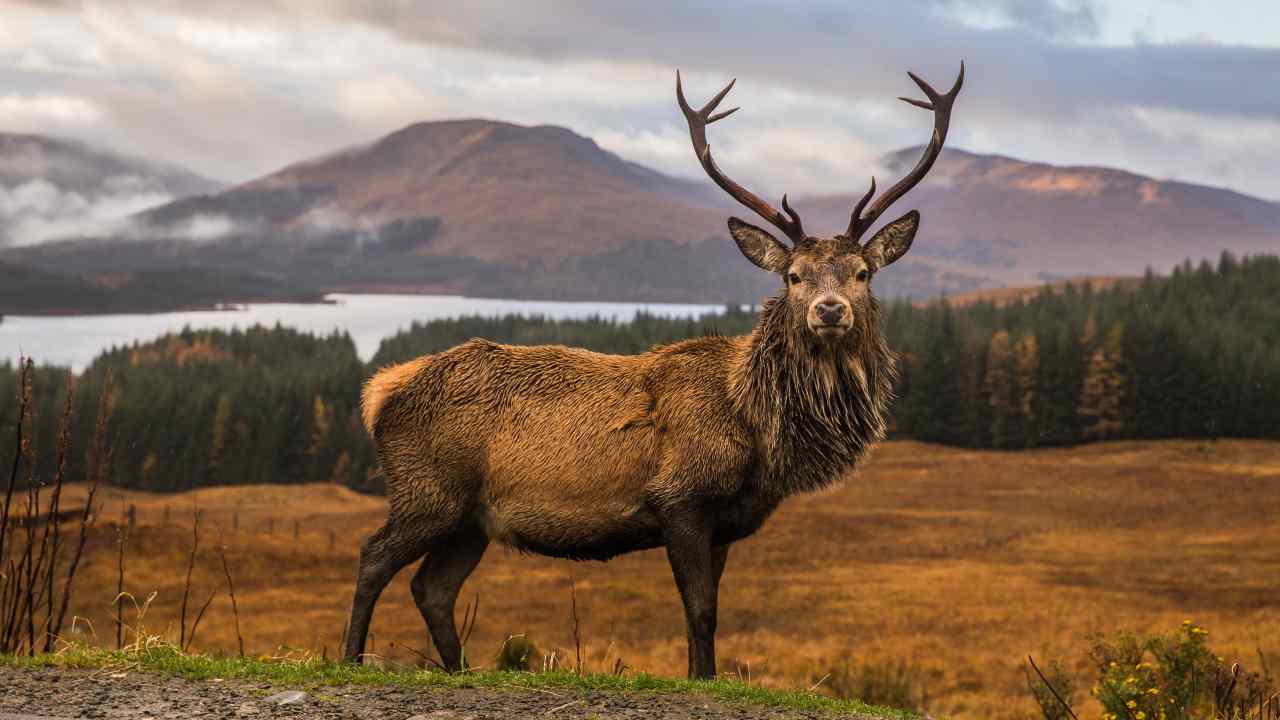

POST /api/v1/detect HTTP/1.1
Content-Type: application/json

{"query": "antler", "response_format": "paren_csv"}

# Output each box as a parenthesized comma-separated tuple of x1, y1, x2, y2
(845, 62, 964, 241)
(677, 71, 807, 245)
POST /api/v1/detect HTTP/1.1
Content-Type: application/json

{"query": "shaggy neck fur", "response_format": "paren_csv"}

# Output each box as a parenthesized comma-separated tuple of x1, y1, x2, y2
(730, 294, 897, 498)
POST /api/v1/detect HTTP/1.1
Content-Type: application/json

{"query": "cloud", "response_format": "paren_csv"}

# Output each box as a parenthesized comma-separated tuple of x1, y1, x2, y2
(935, 0, 1101, 40)
(0, 93, 103, 128)
(0, 177, 172, 245)
(3, 0, 1280, 204)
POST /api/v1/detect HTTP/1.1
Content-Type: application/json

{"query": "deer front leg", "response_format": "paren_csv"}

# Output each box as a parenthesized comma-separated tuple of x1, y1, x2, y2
(663, 513, 719, 680)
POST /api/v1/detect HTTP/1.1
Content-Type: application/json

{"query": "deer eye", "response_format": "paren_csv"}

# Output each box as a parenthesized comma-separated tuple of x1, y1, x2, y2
(788, 272, 802, 285)
(856, 269, 870, 282)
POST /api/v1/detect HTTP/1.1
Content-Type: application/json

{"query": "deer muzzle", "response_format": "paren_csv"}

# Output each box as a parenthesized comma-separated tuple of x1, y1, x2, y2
(808, 295, 852, 339)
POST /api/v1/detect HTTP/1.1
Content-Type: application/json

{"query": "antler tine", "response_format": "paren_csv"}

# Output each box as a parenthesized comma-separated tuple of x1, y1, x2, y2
(846, 61, 964, 240)
(676, 70, 806, 245)
(844, 177, 877, 245)
(781, 194, 804, 231)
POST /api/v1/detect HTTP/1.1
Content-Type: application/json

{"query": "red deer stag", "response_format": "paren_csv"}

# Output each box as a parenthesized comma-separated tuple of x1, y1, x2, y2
(345, 63, 963, 679)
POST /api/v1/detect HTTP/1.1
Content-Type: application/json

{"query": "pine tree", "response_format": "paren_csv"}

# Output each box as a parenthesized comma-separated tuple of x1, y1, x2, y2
(983, 330, 1013, 448)
(206, 393, 231, 485)
(1079, 323, 1125, 440)
(1012, 334, 1039, 447)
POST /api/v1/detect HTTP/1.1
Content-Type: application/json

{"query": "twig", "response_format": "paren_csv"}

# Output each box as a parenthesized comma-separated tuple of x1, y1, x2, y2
(389, 640, 445, 670)
(183, 589, 217, 653)
(0, 358, 29, 580)
(0, 359, 32, 653)
(179, 500, 200, 649)
(114, 507, 128, 651)
(460, 593, 480, 648)
(529, 688, 564, 698)
(458, 592, 479, 668)
(217, 544, 245, 658)
(544, 700, 582, 716)
(568, 572, 582, 676)
(57, 372, 112, 647)
(37, 373, 73, 651)
(809, 673, 831, 692)
(1027, 654, 1080, 720)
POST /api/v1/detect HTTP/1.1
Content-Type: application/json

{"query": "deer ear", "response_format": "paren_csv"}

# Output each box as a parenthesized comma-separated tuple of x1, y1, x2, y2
(862, 210, 919, 269)
(728, 217, 791, 273)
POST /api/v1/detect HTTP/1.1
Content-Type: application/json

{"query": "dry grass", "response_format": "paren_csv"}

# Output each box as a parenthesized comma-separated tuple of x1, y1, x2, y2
(923, 276, 1144, 308)
(41, 439, 1280, 719)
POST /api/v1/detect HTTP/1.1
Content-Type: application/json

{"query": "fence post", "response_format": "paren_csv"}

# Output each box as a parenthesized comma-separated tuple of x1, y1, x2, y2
(127, 504, 136, 532)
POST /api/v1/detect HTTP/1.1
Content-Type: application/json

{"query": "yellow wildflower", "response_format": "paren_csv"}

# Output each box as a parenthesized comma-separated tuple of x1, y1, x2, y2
(1136, 712, 1147, 720)
(1128, 700, 1138, 709)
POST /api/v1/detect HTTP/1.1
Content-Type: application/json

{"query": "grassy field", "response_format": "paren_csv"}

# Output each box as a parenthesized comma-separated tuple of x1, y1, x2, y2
(40, 439, 1280, 719)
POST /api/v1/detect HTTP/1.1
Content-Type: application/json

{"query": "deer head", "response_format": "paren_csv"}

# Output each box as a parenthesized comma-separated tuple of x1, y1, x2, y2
(677, 65, 963, 343)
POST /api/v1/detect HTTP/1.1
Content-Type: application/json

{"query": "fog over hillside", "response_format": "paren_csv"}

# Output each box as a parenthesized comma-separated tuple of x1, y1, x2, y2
(0, 133, 222, 247)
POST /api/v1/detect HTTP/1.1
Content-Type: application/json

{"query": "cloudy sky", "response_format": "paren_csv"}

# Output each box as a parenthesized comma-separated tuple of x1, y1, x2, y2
(3, 0, 1280, 205)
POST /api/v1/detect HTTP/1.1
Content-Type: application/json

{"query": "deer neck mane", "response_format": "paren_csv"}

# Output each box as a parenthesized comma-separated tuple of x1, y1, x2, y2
(730, 295, 896, 497)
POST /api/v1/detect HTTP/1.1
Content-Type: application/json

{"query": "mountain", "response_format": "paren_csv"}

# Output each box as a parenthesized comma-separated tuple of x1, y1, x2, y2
(208, 119, 728, 262)
(0, 133, 223, 247)
(0, 261, 321, 315)
(796, 147, 1280, 287)
(0, 120, 990, 306)
(5, 124, 1279, 310)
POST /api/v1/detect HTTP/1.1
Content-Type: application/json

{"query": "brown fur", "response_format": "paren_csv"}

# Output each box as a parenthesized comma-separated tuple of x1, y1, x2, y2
(345, 238, 901, 674)
(361, 356, 429, 435)
(344, 67, 952, 676)
(364, 294, 894, 554)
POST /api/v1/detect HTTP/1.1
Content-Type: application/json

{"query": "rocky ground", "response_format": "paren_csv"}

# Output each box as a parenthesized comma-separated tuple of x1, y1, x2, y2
(0, 667, 878, 719)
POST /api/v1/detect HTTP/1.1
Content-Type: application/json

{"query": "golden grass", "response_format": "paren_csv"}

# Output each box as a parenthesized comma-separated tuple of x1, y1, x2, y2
(923, 276, 1144, 308)
(42, 439, 1280, 719)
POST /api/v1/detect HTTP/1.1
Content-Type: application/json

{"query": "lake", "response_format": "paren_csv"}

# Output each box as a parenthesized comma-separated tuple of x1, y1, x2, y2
(1, 293, 726, 371)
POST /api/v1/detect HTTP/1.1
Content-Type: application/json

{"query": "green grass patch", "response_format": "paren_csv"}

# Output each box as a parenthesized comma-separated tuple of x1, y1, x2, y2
(0, 644, 910, 718)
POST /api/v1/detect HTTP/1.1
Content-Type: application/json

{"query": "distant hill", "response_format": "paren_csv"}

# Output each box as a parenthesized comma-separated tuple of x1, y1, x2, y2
(0, 133, 222, 247)
(797, 147, 1280, 286)
(204, 119, 727, 262)
(5, 124, 1280, 308)
(0, 261, 322, 315)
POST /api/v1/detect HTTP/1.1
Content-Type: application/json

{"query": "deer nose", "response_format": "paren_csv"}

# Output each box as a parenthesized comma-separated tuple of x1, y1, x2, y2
(815, 301, 846, 325)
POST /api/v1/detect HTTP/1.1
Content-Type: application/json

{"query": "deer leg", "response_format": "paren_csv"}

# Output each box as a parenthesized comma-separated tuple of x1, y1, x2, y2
(711, 544, 730, 589)
(409, 526, 489, 672)
(664, 516, 719, 680)
(342, 521, 430, 663)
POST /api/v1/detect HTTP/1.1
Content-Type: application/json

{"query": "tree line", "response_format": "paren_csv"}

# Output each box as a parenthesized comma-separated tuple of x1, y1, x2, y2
(3, 252, 1277, 494)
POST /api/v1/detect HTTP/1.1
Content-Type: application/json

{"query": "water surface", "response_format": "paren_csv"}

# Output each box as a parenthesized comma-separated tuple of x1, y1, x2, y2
(1, 293, 724, 371)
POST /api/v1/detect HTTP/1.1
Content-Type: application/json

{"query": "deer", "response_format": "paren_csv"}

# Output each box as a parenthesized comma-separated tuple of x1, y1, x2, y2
(344, 63, 963, 679)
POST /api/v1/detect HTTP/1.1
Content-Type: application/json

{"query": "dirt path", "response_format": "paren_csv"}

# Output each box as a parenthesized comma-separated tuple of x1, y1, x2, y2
(0, 667, 874, 719)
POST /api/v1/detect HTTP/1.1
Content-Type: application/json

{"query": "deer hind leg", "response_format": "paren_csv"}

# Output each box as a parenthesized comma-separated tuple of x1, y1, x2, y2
(409, 525, 489, 672)
(342, 519, 433, 663)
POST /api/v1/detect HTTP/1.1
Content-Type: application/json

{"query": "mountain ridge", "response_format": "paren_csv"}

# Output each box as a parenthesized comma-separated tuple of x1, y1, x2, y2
(4, 121, 1279, 309)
